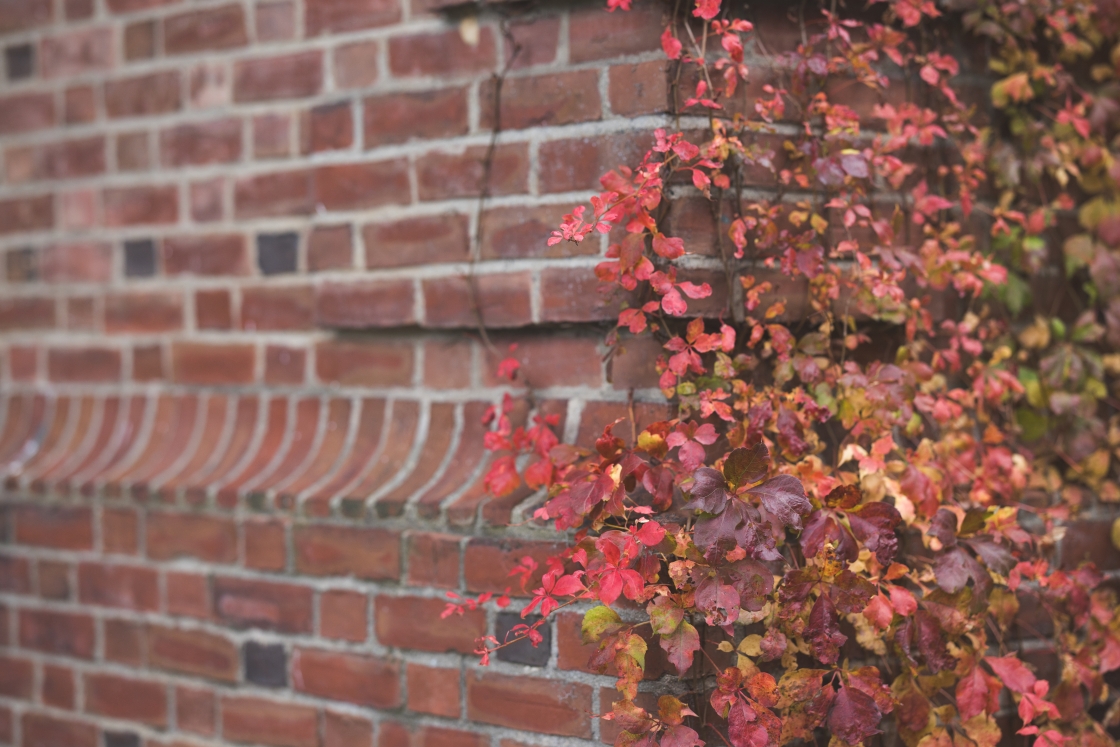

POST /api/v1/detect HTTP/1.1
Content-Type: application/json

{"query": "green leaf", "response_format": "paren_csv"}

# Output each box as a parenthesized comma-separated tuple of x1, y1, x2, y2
(581, 605, 622, 644)
(647, 596, 684, 635)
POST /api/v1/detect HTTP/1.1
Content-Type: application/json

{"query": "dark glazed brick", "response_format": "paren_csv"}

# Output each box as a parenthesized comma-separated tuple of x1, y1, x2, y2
(104, 733, 140, 747)
(124, 240, 157, 278)
(6, 44, 33, 80)
(6, 248, 38, 282)
(495, 612, 549, 666)
(244, 641, 287, 687)
(257, 233, 298, 275)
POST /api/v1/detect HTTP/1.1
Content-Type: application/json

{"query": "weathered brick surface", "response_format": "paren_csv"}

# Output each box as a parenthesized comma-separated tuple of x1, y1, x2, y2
(0, 2, 1107, 746)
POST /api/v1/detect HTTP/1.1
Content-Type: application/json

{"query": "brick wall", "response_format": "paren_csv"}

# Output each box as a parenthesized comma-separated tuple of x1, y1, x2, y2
(0, 0, 699, 745)
(3, 2, 1117, 747)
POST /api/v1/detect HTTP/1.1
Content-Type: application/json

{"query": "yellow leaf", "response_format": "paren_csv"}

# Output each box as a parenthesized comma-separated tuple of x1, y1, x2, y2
(738, 634, 762, 657)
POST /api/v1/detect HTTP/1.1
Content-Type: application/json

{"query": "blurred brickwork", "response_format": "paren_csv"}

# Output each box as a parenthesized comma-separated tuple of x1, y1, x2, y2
(0, 1, 1116, 747)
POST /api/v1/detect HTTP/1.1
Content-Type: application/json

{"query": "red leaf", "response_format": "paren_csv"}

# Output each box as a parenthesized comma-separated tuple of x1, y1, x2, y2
(984, 655, 1037, 694)
(692, 0, 721, 20)
(827, 683, 883, 745)
(806, 592, 847, 665)
(660, 26, 683, 60)
(660, 620, 700, 674)
(957, 664, 1000, 720)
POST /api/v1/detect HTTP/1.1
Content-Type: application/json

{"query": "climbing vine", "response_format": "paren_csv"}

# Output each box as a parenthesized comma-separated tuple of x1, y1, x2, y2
(446, 0, 1120, 745)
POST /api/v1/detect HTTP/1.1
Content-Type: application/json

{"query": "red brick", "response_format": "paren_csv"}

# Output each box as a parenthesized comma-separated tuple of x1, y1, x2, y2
(213, 576, 313, 633)
(482, 336, 602, 388)
(291, 648, 400, 707)
(40, 27, 113, 79)
(609, 333, 662, 389)
(308, 224, 352, 271)
(0, 195, 54, 235)
(314, 160, 409, 210)
(307, 0, 400, 35)
(375, 595, 484, 653)
(47, 347, 121, 383)
(196, 289, 233, 330)
(66, 297, 97, 330)
(0, 655, 33, 698)
(164, 4, 248, 54)
(147, 625, 238, 681)
(293, 525, 400, 580)
(8, 345, 38, 380)
(146, 512, 236, 562)
(21, 713, 97, 747)
(42, 664, 75, 708)
(14, 505, 92, 550)
(315, 279, 415, 327)
(389, 27, 495, 77)
(102, 508, 139, 554)
(222, 696, 319, 747)
(242, 285, 314, 331)
(64, 85, 97, 124)
(315, 339, 414, 387)
(424, 338, 472, 389)
(320, 589, 368, 641)
(538, 132, 653, 194)
(160, 118, 242, 166)
(257, 1, 295, 41)
(377, 721, 412, 747)
(253, 114, 292, 159)
(18, 609, 95, 658)
(1061, 519, 1120, 570)
(103, 185, 178, 226)
(41, 241, 111, 283)
(124, 20, 155, 60)
(568, 3, 664, 62)
(0, 298, 54, 330)
(78, 562, 158, 611)
(363, 88, 467, 146)
(37, 560, 71, 600)
(610, 60, 669, 116)
(0, 0, 52, 33)
(334, 41, 379, 89)
(33, 564, 67, 597)
(540, 266, 632, 323)
(105, 71, 181, 118)
(133, 344, 164, 381)
(492, 13, 551, 64)
(65, 0, 94, 18)
(234, 51, 323, 102)
(162, 234, 249, 276)
(166, 571, 211, 619)
(244, 518, 288, 571)
(176, 686, 215, 736)
(364, 215, 467, 268)
(13, 137, 106, 182)
(105, 292, 184, 333)
(190, 61, 232, 107)
(406, 663, 461, 718)
(324, 710, 373, 747)
(423, 272, 531, 329)
(105, 619, 145, 665)
(0, 93, 55, 135)
(190, 178, 225, 222)
(235, 169, 314, 218)
(301, 101, 353, 153)
(407, 531, 459, 588)
(264, 345, 305, 385)
(0, 554, 30, 594)
(466, 671, 592, 737)
(481, 71, 600, 130)
(116, 131, 150, 171)
(479, 204, 588, 260)
(171, 342, 255, 385)
(85, 673, 167, 726)
(464, 538, 567, 594)
(59, 189, 96, 230)
(417, 144, 529, 201)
